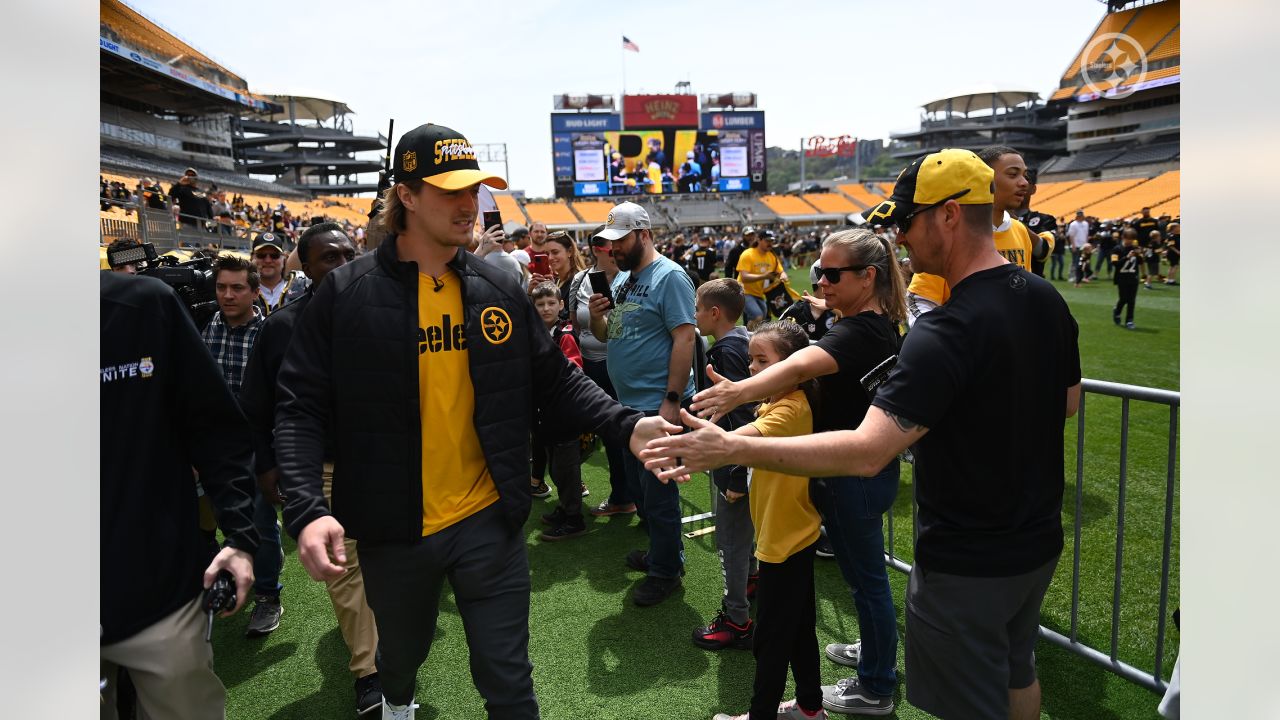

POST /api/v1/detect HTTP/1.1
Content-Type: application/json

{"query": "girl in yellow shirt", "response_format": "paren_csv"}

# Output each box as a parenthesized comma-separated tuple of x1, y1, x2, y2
(714, 321, 825, 720)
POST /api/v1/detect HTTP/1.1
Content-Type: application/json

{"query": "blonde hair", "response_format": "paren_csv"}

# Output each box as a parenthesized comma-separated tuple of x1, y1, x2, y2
(822, 228, 907, 324)
(375, 179, 424, 235)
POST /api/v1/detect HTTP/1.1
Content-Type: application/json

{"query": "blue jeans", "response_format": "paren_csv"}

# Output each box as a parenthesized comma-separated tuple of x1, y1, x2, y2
(621, 410, 684, 578)
(743, 295, 767, 323)
(252, 490, 284, 597)
(582, 357, 631, 507)
(813, 459, 900, 697)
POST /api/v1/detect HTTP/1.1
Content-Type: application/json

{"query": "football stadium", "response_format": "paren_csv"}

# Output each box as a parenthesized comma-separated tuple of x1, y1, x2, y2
(99, 0, 1181, 718)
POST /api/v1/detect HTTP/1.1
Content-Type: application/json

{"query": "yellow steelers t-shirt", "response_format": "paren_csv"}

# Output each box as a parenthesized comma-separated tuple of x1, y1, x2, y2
(417, 272, 499, 536)
(906, 214, 1034, 306)
(748, 390, 821, 563)
(735, 247, 782, 299)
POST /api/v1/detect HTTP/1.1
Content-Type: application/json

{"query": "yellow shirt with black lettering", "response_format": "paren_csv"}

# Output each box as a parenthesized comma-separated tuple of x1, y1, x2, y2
(748, 390, 821, 563)
(417, 272, 499, 536)
(906, 214, 1034, 305)
(735, 247, 782, 299)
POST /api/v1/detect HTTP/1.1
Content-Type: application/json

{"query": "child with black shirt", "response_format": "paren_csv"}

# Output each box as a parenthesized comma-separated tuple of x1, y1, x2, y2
(531, 283, 587, 540)
(1112, 229, 1142, 329)
(691, 278, 759, 651)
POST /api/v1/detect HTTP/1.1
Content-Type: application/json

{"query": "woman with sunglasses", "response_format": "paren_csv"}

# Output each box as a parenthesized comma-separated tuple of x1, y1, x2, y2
(690, 228, 908, 715)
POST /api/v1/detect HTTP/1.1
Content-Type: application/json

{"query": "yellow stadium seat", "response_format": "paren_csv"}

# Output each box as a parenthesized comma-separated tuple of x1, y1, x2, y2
(801, 193, 860, 214)
(1148, 26, 1179, 62)
(523, 200, 580, 226)
(1081, 171, 1180, 220)
(569, 200, 614, 224)
(493, 194, 529, 226)
(758, 195, 821, 217)
(835, 184, 885, 211)
(1119, 2, 1178, 58)
(1035, 178, 1146, 219)
(1034, 180, 1083, 203)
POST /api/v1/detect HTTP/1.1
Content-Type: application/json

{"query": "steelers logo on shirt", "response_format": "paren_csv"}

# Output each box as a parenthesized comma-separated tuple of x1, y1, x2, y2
(480, 307, 512, 345)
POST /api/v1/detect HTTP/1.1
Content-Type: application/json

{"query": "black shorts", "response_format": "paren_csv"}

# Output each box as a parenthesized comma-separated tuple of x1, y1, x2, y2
(904, 555, 1059, 719)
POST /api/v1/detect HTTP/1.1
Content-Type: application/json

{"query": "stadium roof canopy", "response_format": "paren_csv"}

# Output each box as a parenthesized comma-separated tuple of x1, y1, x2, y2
(261, 95, 355, 123)
(919, 87, 1043, 116)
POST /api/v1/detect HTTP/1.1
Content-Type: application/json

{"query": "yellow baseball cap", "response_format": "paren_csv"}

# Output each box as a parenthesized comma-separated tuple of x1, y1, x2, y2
(858, 149, 994, 227)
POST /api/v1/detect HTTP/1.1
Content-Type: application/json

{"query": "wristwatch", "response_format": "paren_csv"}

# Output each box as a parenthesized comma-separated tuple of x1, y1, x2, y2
(664, 390, 680, 404)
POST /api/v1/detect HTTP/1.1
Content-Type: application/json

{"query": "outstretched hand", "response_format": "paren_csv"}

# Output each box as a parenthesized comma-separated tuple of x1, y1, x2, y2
(689, 364, 742, 423)
(639, 409, 736, 483)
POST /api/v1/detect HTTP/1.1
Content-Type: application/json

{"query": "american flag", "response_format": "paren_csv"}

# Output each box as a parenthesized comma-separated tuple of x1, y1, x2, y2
(622, 36, 640, 53)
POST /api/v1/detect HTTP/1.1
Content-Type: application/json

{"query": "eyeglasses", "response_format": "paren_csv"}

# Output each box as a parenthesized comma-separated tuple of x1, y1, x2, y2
(616, 277, 638, 305)
(815, 264, 872, 284)
(590, 237, 612, 248)
(254, 252, 282, 260)
(898, 189, 970, 235)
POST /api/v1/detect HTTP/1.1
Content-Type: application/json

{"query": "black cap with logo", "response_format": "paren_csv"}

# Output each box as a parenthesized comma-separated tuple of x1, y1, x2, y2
(393, 123, 508, 191)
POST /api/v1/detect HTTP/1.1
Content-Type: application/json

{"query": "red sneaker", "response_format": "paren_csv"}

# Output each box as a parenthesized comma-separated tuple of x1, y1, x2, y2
(692, 610, 753, 650)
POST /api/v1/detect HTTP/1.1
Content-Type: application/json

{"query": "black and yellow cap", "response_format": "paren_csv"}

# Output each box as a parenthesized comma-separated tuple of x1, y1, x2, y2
(393, 123, 508, 191)
(859, 149, 994, 227)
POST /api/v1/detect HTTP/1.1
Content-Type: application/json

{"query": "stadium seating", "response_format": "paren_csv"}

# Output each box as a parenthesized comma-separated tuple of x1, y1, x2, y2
(1118, 1, 1178, 57)
(1103, 141, 1179, 168)
(1078, 170, 1180, 220)
(1150, 196, 1179, 219)
(567, 200, 612, 225)
(101, 0, 252, 98)
(495, 193, 530, 226)
(801, 193, 860, 214)
(1035, 177, 1146, 219)
(758, 195, 823, 218)
(1033, 180, 1084, 202)
(723, 196, 779, 224)
(522, 200, 581, 226)
(835, 184, 885, 211)
(1148, 26, 1180, 62)
(661, 198, 743, 225)
(877, 182, 895, 196)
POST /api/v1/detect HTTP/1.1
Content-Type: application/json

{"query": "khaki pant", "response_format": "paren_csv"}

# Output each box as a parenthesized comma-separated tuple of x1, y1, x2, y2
(101, 597, 224, 720)
(323, 463, 379, 678)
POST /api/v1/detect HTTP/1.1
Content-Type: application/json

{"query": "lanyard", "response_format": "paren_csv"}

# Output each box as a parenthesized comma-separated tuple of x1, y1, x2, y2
(259, 276, 293, 316)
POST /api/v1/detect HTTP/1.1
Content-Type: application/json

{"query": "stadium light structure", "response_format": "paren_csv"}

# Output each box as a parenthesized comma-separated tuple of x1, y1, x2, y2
(472, 143, 509, 188)
(699, 92, 757, 109)
(553, 94, 615, 111)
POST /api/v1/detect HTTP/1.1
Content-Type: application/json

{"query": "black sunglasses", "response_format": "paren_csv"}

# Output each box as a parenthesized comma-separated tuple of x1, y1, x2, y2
(898, 188, 971, 235)
(816, 264, 872, 284)
(616, 276, 638, 305)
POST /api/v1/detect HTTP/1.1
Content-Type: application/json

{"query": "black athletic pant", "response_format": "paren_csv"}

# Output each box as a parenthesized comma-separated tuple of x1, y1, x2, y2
(1115, 281, 1138, 324)
(360, 504, 538, 719)
(750, 542, 821, 719)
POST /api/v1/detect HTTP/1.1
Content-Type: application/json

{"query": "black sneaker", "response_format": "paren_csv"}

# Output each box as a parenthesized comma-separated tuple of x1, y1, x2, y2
(541, 506, 568, 526)
(624, 550, 685, 577)
(692, 610, 754, 650)
(815, 536, 836, 559)
(355, 673, 383, 717)
(1113, 311, 1122, 326)
(529, 481, 551, 498)
(540, 517, 587, 542)
(633, 575, 682, 607)
(245, 595, 283, 637)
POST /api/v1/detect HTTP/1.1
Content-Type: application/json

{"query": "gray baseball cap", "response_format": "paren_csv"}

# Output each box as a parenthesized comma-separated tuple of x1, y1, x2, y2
(594, 201, 651, 241)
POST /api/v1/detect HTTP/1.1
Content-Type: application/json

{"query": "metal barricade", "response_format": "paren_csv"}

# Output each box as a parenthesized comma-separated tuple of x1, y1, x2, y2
(100, 198, 253, 253)
(883, 377, 1178, 693)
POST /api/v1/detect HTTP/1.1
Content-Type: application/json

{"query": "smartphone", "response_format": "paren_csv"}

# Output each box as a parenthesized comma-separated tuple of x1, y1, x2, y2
(528, 251, 551, 277)
(588, 270, 613, 306)
(482, 210, 503, 232)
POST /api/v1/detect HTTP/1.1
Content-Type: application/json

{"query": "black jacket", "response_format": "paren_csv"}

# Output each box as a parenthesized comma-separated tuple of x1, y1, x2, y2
(275, 236, 644, 542)
(238, 289, 323, 474)
(101, 273, 259, 644)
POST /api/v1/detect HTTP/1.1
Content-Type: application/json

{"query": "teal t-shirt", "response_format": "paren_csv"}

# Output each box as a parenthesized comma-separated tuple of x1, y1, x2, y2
(605, 255, 697, 411)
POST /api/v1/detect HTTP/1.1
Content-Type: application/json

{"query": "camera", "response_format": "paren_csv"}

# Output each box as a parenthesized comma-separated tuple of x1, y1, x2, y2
(108, 241, 218, 325)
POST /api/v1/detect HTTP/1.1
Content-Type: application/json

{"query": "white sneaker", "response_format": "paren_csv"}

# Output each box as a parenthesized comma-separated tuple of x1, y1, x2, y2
(382, 699, 417, 720)
(825, 640, 861, 667)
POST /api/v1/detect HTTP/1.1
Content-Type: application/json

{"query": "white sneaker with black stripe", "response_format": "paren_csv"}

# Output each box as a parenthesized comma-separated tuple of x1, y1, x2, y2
(824, 640, 860, 667)
(821, 676, 893, 716)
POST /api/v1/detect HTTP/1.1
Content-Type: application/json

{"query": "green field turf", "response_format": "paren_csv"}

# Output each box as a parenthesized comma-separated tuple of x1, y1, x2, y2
(213, 265, 1179, 719)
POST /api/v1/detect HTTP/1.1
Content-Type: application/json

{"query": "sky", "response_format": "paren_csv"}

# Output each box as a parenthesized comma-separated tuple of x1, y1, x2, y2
(123, 0, 1105, 197)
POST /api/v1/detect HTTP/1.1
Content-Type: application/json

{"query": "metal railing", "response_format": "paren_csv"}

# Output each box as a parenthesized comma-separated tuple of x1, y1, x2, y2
(99, 198, 255, 252)
(883, 377, 1179, 694)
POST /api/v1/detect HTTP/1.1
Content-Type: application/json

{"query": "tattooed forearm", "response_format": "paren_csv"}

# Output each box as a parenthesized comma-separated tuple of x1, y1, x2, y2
(883, 409, 925, 434)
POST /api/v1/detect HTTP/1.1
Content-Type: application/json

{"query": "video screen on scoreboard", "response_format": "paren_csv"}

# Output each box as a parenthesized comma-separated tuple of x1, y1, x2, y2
(551, 110, 766, 198)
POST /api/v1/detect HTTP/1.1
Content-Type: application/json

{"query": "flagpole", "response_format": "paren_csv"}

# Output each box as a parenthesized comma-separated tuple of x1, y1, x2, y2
(621, 33, 627, 95)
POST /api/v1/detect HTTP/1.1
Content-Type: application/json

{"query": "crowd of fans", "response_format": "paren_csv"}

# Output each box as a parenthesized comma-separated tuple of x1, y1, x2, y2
(100, 169, 369, 250)
(102, 129, 1181, 720)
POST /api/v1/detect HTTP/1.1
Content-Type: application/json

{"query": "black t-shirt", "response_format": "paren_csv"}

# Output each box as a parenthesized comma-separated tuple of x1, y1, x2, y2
(813, 311, 898, 433)
(1134, 217, 1161, 244)
(705, 328, 755, 494)
(1113, 245, 1142, 284)
(778, 299, 838, 342)
(872, 265, 1081, 577)
(725, 242, 747, 280)
(688, 247, 718, 278)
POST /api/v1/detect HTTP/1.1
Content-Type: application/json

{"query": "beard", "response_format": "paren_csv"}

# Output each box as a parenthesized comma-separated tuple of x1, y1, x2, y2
(613, 241, 645, 272)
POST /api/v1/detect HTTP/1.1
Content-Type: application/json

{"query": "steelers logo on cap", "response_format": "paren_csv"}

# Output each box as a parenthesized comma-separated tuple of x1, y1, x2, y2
(481, 307, 512, 345)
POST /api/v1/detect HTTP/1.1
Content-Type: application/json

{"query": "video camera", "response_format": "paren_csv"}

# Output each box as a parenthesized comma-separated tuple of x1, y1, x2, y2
(108, 242, 218, 325)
